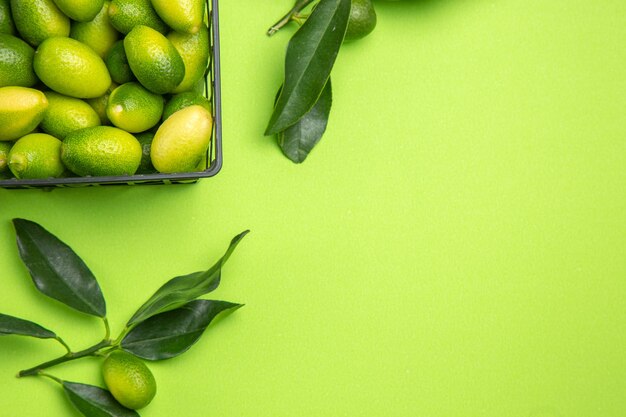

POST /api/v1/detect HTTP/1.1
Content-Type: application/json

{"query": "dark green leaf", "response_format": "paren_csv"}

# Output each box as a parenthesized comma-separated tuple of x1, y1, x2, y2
(126, 230, 248, 326)
(278, 78, 332, 163)
(12, 219, 106, 318)
(265, 0, 350, 135)
(0, 313, 56, 339)
(122, 299, 242, 360)
(63, 381, 140, 417)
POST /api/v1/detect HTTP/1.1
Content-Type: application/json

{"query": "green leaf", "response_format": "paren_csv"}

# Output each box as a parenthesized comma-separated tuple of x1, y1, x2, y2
(264, 0, 350, 135)
(126, 230, 248, 327)
(121, 299, 242, 360)
(12, 219, 106, 318)
(63, 381, 140, 417)
(278, 78, 332, 163)
(0, 313, 56, 339)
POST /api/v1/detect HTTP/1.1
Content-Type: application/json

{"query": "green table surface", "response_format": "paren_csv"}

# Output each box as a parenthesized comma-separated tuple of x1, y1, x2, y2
(1, 1, 625, 416)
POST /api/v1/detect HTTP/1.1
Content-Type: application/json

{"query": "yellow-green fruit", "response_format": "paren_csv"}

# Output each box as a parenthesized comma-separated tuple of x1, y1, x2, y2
(34, 37, 112, 99)
(62, 126, 142, 176)
(135, 131, 155, 174)
(345, 0, 377, 41)
(150, 0, 204, 34)
(151, 104, 212, 173)
(105, 40, 135, 84)
(168, 24, 209, 94)
(108, 0, 168, 34)
(8, 133, 65, 179)
(52, 0, 104, 22)
(124, 25, 185, 94)
(70, 1, 119, 58)
(106, 82, 163, 133)
(10, 0, 70, 46)
(86, 82, 117, 125)
(0, 86, 48, 141)
(0, 34, 38, 88)
(0, 141, 12, 172)
(0, 0, 15, 35)
(102, 351, 156, 410)
(41, 92, 101, 139)
(162, 90, 210, 121)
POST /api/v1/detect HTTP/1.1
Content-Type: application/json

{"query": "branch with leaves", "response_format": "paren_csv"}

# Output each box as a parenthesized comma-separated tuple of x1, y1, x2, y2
(1, 219, 248, 416)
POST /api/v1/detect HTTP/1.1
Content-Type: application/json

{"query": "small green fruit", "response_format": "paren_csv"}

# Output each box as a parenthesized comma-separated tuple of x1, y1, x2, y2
(102, 351, 156, 410)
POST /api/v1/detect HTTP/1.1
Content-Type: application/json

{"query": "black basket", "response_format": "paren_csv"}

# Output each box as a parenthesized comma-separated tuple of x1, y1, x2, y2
(0, 0, 223, 189)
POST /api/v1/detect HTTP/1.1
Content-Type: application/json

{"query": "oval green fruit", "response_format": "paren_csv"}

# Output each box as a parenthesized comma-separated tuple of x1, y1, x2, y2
(34, 37, 112, 99)
(8, 133, 65, 179)
(62, 125, 142, 176)
(108, 0, 168, 34)
(0, 34, 38, 88)
(124, 25, 185, 94)
(168, 24, 209, 94)
(10, 0, 70, 46)
(151, 0, 205, 34)
(70, 1, 119, 58)
(102, 351, 156, 410)
(105, 40, 135, 84)
(0, 0, 15, 35)
(151, 104, 212, 173)
(0, 141, 12, 173)
(345, 0, 377, 41)
(162, 91, 210, 121)
(106, 82, 163, 133)
(0, 86, 48, 141)
(52, 0, 104, 22)
(41, 91, 101, 139)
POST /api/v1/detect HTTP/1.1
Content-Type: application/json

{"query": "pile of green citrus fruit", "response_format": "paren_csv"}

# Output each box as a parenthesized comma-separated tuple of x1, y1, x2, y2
(0, 0, 214, 180)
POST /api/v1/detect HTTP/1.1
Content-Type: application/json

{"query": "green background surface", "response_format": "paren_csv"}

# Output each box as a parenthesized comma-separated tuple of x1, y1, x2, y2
(1, 0, 625, 416)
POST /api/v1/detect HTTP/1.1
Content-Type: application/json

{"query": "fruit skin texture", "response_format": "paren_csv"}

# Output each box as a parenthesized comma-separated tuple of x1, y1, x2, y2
(10, 0, 70, 46)
(0, 141, 12, 172)
(345, 0, 377, 41)
(163, 91, 211, 121)
(0, 86, 48, 141)
(106, 82, 164, 133)
(105, 40, 135, 84)
(8, 133, 65, 179)
(52, 0, 104, 22)
(102, 351, 157, 410)
(0, 0, 16, 35)
(0, 34, 38, 88)
(62, 126, 142, 177)
(168, 24, 210, 94)
(34, 37, 112, 99)
(151, 104, 212, 173)
(41, 91, 101, 139)
(124, 25, 185, 94)
(108, 0, 168, 35)
(70, 1, 119, 58)
(150, 0, 205, 34)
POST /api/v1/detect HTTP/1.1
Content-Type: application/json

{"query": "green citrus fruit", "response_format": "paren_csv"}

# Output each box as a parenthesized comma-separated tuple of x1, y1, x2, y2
(168, 23, 210, 94)
(85, 82, 118, 125)
(0, 86, 48, 141)
(135, 131, 156, 174)
(106, 82, 163, 133)
(151, 0, 205, 34)
(102, 351, 156, 410)
(162, 91, 210, 121)
(53, 0, 104, 22)
(62, 125, 142, 176)
(0, 34, 38, 88)
(124, 25, 185, 94)
(34, 36, 112, 99)
(0, 0, 16, 35)
(151, 104, 212, 173)
(70, 1, 119, 58)
(345, 0, 377, 41)
(105, 40, 135, 84)
(0, 141, 12, 172)
(8, 133, 65, 179)
(108, 0, 168, 34)
(41, 91, 101, 139)
(10, 0, 70, 46)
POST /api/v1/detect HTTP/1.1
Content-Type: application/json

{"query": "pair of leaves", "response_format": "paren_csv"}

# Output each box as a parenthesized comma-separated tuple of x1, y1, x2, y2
(266, 0, 350, 163)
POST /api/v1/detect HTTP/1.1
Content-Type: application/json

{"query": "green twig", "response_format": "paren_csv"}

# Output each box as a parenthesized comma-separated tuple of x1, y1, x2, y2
(267, 0, 317, 36)
(54, 336, 71, 354)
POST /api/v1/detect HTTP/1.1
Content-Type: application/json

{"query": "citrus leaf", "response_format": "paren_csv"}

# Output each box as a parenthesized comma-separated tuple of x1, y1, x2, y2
(63, 381, 140, 417)
(278, 78, 332, 163)
(121, 299, 242, 360)
(12, 219, 106, 318)
(0, 313, 56, 339)
(264, 0, 350, 135)
(126, 230, 248, 327)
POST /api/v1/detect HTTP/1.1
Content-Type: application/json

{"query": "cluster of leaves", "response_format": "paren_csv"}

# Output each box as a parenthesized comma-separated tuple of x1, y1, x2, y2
(265, 0, 352, 163)
(0, 219, 248, 416)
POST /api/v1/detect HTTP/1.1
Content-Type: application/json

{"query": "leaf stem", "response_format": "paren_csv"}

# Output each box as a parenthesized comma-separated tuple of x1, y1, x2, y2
(102, 317, 110, 341)
(267, 0, 317, 36)
(17, 339, 111, 378)
(55, 336, 72, 354)
(37, 371, 63, 385)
